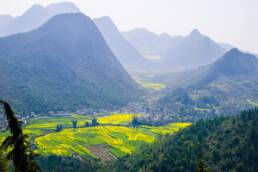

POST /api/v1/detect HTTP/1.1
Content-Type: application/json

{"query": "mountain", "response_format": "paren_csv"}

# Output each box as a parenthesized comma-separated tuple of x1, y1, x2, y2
(0, 2, 81, 37)
(196, 48, 258, 86)
(0, 15, 12, 24)
(0, 15, 12, 34)
(93, 17, 150, 72)
(154, 49, 258, 118)
(122, 28, 185, 60)
(153, 66, 209, 89)
(155, 48, 258, 87)
(162, 29, 225, 72)
(0, 13, 139, 113)
(218, 42, 234, 51)
(111, 108, 258, 172)
(45, 2, 80, 16)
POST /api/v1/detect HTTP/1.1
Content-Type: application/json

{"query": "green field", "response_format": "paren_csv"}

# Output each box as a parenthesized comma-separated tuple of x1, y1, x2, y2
(136, 80, 166, 91)
(0, 114, 190, 161)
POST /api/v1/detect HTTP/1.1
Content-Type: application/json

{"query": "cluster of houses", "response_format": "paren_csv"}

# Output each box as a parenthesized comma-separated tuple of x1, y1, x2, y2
(0, 100, 189, 132)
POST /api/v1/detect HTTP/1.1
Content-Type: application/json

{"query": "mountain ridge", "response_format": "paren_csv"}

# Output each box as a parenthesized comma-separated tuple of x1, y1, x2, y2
(0, 13, 139, 113)
(122, 28, 185, 60)
(195, 48, 258, 86)
(94, 16, 150, 72)
(162, 29, 225, 72)
(0, 2, 81, 37)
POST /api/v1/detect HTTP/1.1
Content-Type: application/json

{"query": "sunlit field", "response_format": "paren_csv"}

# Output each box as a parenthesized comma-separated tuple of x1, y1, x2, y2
(0, 113, 191, 160)
(98, 113, 142, 125)
(137, 80, 166, 91)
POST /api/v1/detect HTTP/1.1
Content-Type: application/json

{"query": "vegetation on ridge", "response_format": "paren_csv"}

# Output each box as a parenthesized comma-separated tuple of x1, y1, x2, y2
(110, 108, 258, 172)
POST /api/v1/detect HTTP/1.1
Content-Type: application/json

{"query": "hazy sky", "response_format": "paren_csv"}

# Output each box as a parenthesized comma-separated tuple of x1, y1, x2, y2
(0, 0, 258, 53)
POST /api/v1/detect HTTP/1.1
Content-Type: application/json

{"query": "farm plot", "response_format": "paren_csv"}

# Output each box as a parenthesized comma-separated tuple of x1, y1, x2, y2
(0, 113, 191, 161)
(86, 145, 117, 161)
(34, 123, 190, 159)
(98, 114, 141, 125)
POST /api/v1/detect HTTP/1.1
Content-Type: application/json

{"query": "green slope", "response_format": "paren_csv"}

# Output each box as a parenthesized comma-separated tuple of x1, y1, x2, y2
(111, 108, 258, 172)
(0, 13, 139, 114)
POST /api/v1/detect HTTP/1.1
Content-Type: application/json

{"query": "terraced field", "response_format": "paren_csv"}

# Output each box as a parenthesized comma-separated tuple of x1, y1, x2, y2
(135, 79, 166, 91)
(0, 113, 191, 161)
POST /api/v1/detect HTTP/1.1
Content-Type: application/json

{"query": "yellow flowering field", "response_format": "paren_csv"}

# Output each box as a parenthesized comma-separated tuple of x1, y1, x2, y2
(0, 113, 191, 159)
(98, 113, 141, 125)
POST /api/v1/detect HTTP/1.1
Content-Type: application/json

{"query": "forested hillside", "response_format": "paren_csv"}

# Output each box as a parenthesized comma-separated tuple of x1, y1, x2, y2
(110, 108, 258, 172)
(153, 49, 258, 119)
(94, 17, 151, 72)
(0, 13, 139, 113)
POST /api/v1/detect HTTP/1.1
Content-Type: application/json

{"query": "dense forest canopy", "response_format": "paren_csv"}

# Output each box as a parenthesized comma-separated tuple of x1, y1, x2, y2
(110, 108, 258, 172)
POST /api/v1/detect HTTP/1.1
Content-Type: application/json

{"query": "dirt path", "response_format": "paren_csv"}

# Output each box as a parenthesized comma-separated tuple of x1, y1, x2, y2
(86, 145, 117, 162)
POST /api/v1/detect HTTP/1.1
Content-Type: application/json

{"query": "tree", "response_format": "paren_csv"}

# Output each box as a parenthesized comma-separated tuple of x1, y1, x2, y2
(0, 100, 40, 172)
(91, 118, 99, 126)
(85, 122, 90, 127)
(71, 120, 78, 129)
(131, 116, 139, 128)
(196, 158, 206, 172)
(55, 124, 63, 132)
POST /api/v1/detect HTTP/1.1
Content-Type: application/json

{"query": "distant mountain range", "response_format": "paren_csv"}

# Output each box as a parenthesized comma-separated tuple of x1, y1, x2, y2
(0, 2, 242, 74)
(123, 28, 229, 72)
(195, 48, 258, 86)
(0, 2, 80, 37)
(122, 28, 185, 60)
(154, 49, 258, 116)
(218, 42, 234, 51)
(0, 13, 139, 113)
(162, 29, 226, 71)
(94, 17, 151, 72)
(156, 48, 258, 88)
(0, 3, 153, 74)
(0, 15, 12, 25)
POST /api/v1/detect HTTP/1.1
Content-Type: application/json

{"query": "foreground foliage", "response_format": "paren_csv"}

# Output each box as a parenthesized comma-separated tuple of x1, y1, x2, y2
(37, 155, 99, 172)
(0, 101, 39, 172)
(110, 108, 258, 172)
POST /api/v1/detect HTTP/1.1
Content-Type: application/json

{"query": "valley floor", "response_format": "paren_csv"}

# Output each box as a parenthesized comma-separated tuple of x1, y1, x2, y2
(0, 113, 190, 161)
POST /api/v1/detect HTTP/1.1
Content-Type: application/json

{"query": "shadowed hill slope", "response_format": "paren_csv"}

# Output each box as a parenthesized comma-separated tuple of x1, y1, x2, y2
(0, 13, 139, 113)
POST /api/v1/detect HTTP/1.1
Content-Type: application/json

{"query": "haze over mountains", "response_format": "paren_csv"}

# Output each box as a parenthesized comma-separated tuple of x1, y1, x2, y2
(155, 49, 258, 116)
(94, 17, 150, 72)
(0, 2, 80, 37)
(123, 28, 229, 72)
(0, 2, 242, 74)
(156, 48, 258, 88)
(196, 48, 258, 86)
(0, 13, 139, 113)
(0, 2, 258, 171)
(162, 29, 225, 71)
(0, 1, 257, 115)
(218, 42, 234, 51)
(123, 28, 185, 60)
